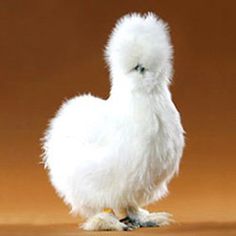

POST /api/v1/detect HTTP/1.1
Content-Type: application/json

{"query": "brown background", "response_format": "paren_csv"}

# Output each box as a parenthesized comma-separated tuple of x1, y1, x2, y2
(0, 0, 235, 226)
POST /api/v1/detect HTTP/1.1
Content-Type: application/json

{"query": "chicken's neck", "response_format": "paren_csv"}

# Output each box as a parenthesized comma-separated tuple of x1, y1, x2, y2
(108, 78, 172, 116)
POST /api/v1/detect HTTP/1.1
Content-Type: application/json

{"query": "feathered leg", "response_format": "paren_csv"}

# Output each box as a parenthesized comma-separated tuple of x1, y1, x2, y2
(120, 207, 174, 228)
(82, 208, 130, 231)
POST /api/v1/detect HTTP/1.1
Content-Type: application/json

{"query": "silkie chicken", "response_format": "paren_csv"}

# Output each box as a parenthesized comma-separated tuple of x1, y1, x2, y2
(42, 12, 185, 231)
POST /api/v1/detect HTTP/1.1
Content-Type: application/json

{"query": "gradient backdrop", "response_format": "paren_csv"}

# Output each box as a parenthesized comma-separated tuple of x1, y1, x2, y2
(0, 0, 235, 225)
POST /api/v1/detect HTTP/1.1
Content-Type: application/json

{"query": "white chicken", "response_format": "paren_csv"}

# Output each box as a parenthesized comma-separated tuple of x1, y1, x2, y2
(42, 12, 185, 231)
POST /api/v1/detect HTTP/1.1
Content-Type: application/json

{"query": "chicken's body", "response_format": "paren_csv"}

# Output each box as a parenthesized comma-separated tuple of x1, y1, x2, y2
(43, 13, 185, 231)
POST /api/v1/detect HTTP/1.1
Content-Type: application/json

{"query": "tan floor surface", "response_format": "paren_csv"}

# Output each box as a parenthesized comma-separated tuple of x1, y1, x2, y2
(0, 223, 236, 236)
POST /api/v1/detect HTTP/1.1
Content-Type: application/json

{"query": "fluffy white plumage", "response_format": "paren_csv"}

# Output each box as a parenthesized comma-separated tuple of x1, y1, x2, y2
(42, 13, 184, 231)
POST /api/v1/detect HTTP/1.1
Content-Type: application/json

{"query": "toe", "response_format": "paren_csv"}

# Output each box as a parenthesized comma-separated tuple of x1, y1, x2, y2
(140, 221, 159, 227)
(149, 212, 175, 226)
(120, 216, 130, 224)
(120, 216, 140, 230)
(122, 225, 129, 231)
